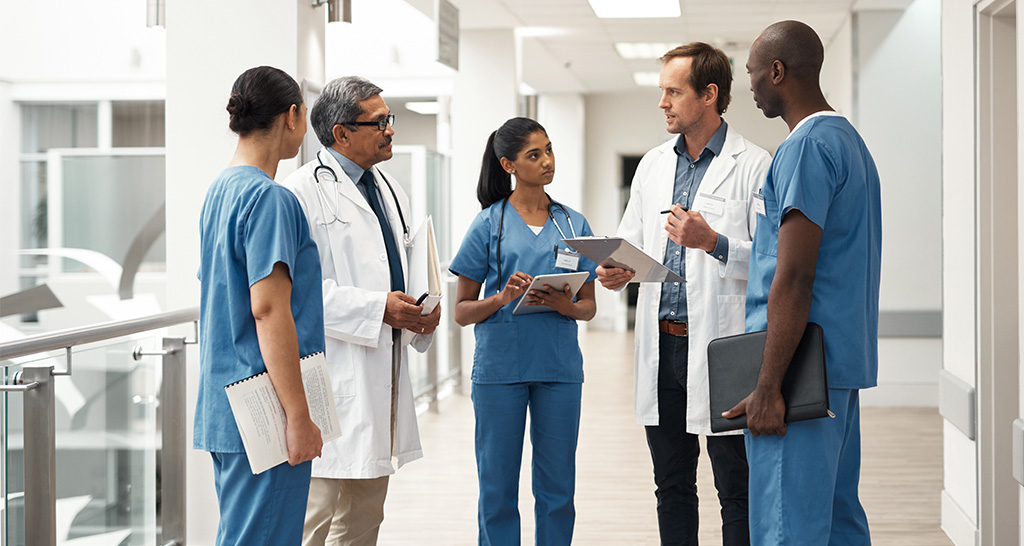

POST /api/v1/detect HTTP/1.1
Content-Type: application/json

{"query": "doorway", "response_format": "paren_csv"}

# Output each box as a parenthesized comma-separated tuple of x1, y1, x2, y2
(975, 0, 1020, 544)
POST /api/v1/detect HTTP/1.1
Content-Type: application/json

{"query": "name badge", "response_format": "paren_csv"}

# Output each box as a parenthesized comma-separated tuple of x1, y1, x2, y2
(696, 192, 725, 216)
(555, 246, 581, 271)
(752, 192, 766, 216)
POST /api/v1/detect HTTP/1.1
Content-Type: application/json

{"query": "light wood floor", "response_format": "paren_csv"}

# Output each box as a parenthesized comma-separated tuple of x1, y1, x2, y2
(379, 330, 951, 545)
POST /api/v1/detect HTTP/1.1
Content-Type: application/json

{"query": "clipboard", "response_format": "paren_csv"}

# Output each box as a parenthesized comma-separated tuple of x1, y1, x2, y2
(707, 323, 831, 433)
(511, 272, 590, 315)
(561, 236, 684, 283)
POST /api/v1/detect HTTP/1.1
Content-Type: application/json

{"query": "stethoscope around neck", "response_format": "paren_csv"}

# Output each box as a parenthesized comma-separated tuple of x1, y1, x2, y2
(496, 193, 577, 286)
(312, 149, 411, 247)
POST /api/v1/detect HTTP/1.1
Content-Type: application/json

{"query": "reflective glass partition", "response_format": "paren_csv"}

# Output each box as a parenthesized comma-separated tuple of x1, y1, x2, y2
(2, 336, 165, 545)
(387, 146, 458, 409)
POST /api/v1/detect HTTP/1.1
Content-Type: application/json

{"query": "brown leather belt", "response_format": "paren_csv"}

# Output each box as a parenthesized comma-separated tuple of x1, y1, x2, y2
(658, 319, 688, 337)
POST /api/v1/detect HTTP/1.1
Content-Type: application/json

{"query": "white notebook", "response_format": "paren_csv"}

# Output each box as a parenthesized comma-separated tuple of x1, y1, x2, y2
(404, 216, 443, 344)
(224, 351, 341, 474)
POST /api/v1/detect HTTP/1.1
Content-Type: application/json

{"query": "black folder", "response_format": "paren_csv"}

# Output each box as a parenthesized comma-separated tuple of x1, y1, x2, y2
(707, 323, 830, 433)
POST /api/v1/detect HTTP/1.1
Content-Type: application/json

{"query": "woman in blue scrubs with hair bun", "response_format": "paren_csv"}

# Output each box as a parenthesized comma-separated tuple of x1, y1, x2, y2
(449, 117, 598, 546)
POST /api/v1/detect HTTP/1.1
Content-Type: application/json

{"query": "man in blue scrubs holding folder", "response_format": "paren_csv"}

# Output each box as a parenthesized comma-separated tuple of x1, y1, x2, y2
(725, 20, 882, 545)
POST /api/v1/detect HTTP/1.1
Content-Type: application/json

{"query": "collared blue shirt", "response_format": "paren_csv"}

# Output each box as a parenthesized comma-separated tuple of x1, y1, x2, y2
(659, 119, 731, 321)
(326, 147, 403, 290)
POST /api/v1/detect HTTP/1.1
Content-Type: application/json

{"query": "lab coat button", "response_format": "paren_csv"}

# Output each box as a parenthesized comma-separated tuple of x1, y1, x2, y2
(379, 253, 386, 261)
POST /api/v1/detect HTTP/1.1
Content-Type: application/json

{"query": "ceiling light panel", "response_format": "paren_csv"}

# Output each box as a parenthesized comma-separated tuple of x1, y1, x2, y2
(632, 72, 661, 87)
(615, 42, 679, 59)
(588, 0, 681, 18)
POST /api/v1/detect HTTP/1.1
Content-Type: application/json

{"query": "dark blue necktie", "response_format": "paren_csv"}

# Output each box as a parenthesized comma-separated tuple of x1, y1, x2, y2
(359, 169, 405, 292)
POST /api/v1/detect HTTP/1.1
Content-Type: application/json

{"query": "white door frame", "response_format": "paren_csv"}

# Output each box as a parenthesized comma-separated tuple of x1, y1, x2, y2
(975, 1, 1020, 545)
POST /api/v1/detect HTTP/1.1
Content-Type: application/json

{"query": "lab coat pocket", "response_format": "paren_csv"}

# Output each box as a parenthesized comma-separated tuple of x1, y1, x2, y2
(715, 199, 750, 239)
(716, 294, 746, 337)
(327, 339, 357, 397)
(472, 322, 519, 382)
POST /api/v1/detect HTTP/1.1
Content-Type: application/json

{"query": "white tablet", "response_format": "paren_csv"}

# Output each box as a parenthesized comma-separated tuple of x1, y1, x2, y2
(511, 272, 591, 315)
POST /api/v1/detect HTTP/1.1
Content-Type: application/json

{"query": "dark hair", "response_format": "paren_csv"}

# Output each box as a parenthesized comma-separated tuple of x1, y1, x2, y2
(660, 42, 733, 115)
(477, 117, 547, 209)
(226, 66, 303, 136)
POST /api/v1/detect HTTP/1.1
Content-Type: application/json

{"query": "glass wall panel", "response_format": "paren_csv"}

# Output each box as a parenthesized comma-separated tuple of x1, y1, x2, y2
(112, 102, 165, 148)
(59, 154, 166, 272)
(20, 105, 98, 153)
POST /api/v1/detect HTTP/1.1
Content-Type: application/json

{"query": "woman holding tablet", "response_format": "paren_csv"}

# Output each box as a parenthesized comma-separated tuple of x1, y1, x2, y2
(449, 117, 597, 545)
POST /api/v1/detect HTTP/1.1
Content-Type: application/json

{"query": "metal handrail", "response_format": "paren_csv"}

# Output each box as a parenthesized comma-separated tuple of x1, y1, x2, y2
(1, 307, 197, 546)
(0, 308, 198, 361)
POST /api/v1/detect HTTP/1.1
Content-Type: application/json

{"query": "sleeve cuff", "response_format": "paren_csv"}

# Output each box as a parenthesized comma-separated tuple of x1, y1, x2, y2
(707, 233, 729, 264)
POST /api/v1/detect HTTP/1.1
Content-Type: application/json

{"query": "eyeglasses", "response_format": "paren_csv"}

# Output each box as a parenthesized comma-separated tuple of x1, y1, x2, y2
(344, 114, 395, 132)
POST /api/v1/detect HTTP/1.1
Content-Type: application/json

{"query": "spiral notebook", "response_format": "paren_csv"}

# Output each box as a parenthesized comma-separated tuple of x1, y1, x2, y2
(224, 351, 341, 474)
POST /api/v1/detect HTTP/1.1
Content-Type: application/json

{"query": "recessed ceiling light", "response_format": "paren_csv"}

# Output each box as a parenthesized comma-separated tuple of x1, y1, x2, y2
(588, 0, 680, 18)
(405, 101, 439, 115)
(633, 72, 661, 87)
(615, 42, 678, 60)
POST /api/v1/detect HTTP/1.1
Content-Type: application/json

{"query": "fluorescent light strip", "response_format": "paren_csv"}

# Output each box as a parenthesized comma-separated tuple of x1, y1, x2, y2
(632, 72, 661, 87)
(405, 101, 439, 115)
(588, 0, 680, 19)
(615, 42, 679, 60)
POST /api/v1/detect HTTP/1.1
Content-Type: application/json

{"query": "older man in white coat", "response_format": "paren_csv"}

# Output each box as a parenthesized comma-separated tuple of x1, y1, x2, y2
(282, 76, 441, 546)
(596, 43, 770, 546)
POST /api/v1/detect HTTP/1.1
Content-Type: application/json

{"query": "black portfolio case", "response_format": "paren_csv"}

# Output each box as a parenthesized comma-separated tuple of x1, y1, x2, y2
(707, 323, 830, 433)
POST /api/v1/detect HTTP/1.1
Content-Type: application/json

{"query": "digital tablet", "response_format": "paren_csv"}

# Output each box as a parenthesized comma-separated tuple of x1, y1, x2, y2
(511, 272, 590, 315)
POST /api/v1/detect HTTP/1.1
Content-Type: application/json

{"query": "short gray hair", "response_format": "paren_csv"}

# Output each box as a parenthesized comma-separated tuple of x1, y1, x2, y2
(310, 76, 384, 147)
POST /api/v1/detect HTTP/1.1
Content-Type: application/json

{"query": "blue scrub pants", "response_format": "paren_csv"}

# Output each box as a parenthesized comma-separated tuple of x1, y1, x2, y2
(211, 452, 312, 546)
(744, 389, 870, 546)
(472, 381, 582, 546)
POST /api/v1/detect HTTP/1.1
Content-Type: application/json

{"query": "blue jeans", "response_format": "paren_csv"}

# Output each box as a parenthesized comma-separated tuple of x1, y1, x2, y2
(645, 332, 750, 546)
(472, 381, 582, 546)
(210, 452, 311, 546)
(745, 389, 870, 546)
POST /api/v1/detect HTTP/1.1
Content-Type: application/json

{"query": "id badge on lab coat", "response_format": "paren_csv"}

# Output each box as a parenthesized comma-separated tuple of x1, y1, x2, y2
(555, 246, 580, 271)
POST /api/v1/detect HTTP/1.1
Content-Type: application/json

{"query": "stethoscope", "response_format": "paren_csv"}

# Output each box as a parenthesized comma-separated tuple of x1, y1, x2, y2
(312, 150, 411, 247)
(495, 193, 577, 286)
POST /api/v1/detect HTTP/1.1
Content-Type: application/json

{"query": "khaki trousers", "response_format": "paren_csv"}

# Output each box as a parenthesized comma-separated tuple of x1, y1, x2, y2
(301, 476, 390, 546)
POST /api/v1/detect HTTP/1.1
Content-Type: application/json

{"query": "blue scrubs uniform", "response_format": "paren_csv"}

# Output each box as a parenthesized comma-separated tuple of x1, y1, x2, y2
(449, 199, 597, 546)
(197, 165, 326, 546)
(745, 113, 881, 546)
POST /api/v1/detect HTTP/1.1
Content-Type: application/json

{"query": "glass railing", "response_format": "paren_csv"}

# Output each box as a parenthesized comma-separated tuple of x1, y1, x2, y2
(0, 309, 195, 546)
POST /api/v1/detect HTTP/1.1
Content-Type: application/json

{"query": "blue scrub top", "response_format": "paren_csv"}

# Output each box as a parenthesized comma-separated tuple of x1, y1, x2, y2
(746, 114, 882, 389)
(449, 199, 598, 384)
(195, 165, 326, 453)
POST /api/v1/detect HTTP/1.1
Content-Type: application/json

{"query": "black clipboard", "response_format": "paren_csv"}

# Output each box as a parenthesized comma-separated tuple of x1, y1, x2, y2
(707, 323, 830, 433)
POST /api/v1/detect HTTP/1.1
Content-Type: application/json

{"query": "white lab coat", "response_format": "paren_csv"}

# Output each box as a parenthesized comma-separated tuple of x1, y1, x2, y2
(618, 126, 770, 435)
(281, 147, 430, 478)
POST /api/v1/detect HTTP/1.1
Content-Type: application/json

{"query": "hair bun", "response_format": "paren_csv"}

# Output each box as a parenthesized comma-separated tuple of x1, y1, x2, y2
(226, 93, 251, 117)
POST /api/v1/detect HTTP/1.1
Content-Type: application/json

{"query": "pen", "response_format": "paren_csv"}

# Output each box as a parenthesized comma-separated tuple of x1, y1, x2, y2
(660, 207, 689, 214)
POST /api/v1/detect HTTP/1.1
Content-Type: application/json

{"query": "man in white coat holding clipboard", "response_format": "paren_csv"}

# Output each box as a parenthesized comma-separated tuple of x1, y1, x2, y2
(596, 43, 770, 546)
(282, 76, 440, 546)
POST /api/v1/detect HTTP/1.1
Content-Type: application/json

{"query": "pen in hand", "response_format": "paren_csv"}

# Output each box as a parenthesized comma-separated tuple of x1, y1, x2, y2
(660, 207, 689, 214)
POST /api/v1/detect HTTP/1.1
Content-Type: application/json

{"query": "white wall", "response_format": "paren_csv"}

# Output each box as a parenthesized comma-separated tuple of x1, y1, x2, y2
(941, 0, 979, 542)
(165, 1, 324, 543)
(850, 1, 943, 407)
